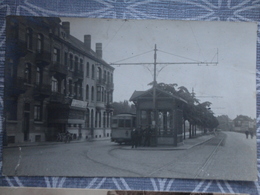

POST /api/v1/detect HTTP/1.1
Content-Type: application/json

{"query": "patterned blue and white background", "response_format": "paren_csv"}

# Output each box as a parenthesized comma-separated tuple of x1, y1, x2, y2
(0, 0, 260, 194)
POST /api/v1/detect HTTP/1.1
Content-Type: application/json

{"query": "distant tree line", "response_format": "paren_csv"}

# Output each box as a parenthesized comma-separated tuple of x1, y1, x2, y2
(111, 100, 136, 115)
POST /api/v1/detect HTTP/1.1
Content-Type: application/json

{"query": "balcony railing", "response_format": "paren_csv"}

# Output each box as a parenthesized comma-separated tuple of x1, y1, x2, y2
(50, 61, 68, 75)
(8, 77, 27, 96)
(106, 82, 114, 90)
(96, 78, 106, 85)
(35, 50, 51, 65)
(33, 83, 51, 97)
(50, 92, 71, 104)
(73, 69, 83, 79)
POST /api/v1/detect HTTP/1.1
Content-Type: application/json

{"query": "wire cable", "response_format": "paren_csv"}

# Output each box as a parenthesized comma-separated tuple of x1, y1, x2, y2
(111, 50, 154, 64)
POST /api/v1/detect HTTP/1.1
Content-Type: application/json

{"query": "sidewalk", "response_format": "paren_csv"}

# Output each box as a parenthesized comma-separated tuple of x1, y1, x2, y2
(121, 133, 215, 151)
(4, 137, 111, 148)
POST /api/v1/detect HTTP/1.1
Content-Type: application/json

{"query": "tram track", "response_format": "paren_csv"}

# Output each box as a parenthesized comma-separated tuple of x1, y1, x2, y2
(84, 132, 227, 178)
(84, 145, 143, 177)
(194, 132, 226, 179)
(144, 132, 227, 178)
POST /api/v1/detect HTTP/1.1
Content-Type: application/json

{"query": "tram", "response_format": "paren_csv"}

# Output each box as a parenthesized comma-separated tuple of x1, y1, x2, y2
(111, 113, 136, 144)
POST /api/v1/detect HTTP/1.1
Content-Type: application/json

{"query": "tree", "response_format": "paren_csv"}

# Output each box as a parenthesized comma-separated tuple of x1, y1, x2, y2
(111, 100, 136, 115)
(155, 83, 219, 137)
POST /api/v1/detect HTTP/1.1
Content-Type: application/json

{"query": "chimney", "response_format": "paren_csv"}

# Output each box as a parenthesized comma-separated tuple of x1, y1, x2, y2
(62, 22, 70, 34)
(96, 43, 102, 58)
(84, 35, 91, 50)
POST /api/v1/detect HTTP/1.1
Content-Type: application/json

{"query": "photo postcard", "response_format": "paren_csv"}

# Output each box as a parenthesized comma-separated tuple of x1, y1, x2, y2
(3, 16, 258, 181)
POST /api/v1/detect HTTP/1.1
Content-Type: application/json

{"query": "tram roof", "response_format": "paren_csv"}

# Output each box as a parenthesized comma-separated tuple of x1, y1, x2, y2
(129, 87, 187, 103)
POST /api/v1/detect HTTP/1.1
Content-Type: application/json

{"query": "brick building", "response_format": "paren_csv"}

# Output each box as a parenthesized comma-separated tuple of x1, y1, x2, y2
(5, 16, 114, 144)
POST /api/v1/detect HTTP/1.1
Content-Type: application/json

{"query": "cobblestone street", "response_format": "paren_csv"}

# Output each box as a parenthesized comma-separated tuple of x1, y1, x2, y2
(3, 131, 257, 181)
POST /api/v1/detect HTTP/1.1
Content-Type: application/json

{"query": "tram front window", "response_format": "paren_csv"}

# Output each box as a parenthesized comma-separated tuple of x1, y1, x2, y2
(118, 119, 124, 127)
(125, 119, 131, 127)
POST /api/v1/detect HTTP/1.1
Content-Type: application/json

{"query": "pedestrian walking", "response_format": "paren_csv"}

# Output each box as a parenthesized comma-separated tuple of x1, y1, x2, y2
(249, 130, 254, 139)
(131, 128, 138, 148)
(245, 130, 249, 139)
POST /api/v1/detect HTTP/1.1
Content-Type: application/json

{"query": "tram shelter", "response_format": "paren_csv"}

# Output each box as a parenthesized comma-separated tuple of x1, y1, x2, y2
(130, 87, 187, 147)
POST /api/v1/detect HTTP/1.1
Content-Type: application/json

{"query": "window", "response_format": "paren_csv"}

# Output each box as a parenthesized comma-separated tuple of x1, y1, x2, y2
(125, 119, 131, 127)
(36, 67, 41, 85)
(97, 86, 101, 101)
(104, 71, 107, 83)
(86, 85, 89, 100)
(107, 73, 110, 84)
(91, 86, 94, 101)
(51, 76, 58, 92)
(79, 82, 82, 98)
(53, 48, 60, 62)
(80, 59, 83, 71)
(101, 87, 104, 102)
(64, 52, 68, 66)
(34, 105, 41, 121)
(86, 62, 89, 77)
(26, 28, 33, 50)
(74, 82, 78, 97)
(99, 112, 101, 127)
(86, 109, 90, 128)
(24, 63, 31, 83)
(74, 57, 78, 71)
(69, 54, 73, 70)
(118, 119, 124, 127)
(69, 80, 73, 95)
(104, 90, 107, 103)
(103, 112, 106, 128)
(91, 64, 95, 79)
(97, 67, 102, 81)
(37, 34, 43, 52)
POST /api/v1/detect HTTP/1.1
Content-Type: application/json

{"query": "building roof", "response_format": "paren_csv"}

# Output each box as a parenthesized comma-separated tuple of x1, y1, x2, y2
(129, 87, 187, 103)
(68, 31, 114, 70)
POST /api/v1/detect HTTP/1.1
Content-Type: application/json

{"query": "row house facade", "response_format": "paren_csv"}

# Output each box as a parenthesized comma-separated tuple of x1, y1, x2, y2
(4, 16, 114, 144)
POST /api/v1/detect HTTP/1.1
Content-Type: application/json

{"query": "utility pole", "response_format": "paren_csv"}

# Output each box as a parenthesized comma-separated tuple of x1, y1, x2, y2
(153, 44, 158, 146)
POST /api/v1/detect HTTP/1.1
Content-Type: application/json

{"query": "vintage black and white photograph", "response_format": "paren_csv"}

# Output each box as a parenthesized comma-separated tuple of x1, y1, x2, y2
(3, 16, 257, 181)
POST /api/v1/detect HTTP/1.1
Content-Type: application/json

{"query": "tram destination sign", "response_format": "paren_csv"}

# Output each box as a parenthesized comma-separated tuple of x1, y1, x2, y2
(2, 16, 258, 182)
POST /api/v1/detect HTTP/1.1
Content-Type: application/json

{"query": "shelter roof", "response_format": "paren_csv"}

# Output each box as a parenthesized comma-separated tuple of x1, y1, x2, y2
(129, 87, 187, 103)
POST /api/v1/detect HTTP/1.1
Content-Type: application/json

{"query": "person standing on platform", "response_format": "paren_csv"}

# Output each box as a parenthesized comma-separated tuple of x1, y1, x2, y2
(131, 128, 138, 148)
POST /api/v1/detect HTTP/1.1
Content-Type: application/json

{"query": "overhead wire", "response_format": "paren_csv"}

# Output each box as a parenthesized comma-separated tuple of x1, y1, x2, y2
(111, 50, 154, 64)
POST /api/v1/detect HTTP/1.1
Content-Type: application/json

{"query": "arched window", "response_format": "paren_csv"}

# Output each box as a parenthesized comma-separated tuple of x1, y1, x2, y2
(37, 34, 44, 53)
(26, 28, 33, 50)
(91, 64, 95, 79)
(86, 85, 89, 100)
(24, 63, 31, 83)
(91, 86, 94, 101)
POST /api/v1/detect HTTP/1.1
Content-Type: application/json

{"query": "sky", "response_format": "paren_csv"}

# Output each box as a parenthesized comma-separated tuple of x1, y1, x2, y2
(61, 18, 257, 120)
